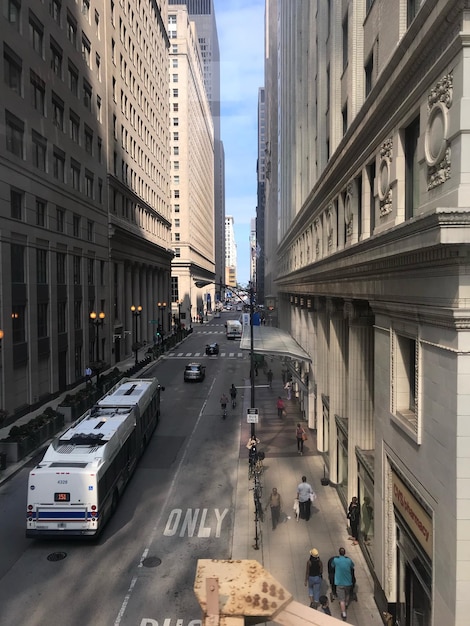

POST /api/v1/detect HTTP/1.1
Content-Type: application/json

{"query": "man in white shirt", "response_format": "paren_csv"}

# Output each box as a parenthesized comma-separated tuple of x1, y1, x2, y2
(297, 475, 315, 521)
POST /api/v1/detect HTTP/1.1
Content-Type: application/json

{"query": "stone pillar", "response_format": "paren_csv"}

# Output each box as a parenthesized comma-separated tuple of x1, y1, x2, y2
(315, 298, 328, 452)
(328, 298, 348, 485)
(125, 263, 133, 353)
(346, 301, 375, 501)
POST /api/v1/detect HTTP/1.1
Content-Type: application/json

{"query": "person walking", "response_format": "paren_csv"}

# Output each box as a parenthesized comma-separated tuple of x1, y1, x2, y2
(267, 369, 273, 388)
(220, 394, 228, 419)
(265, 487, 282, 530)
(229, 383, 237, 407)
(296, 423, 306, 454)
(305, 548, 323, 608)
(327, 556, 337, 601)
(347, 496, 360, 545)
(331, 547, 355, 621)
(284, 379, 292, 400)
(297, 475, 315, 521)
(318, 595, 332, 615)
(85, 366, 92, 386)
(277, 396, 285, 418)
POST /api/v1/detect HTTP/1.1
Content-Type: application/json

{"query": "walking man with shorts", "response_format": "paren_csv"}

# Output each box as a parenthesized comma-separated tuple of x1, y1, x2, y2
(331, 547, 355, 621)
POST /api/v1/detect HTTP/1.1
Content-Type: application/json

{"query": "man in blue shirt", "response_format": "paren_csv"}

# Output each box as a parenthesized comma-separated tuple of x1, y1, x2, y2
(332, 547, 355, 621)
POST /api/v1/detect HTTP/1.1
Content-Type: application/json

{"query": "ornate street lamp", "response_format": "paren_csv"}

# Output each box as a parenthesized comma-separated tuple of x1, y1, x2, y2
(130, 305, 143, 365)
(89, 311, 105, 361)
(157, 301, 167, 336)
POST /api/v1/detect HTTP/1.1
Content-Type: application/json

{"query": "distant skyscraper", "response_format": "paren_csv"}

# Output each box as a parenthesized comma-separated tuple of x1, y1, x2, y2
(225, 216, 237, 287)
(169, 0, 225, 300)
(257, 87, 266, 302)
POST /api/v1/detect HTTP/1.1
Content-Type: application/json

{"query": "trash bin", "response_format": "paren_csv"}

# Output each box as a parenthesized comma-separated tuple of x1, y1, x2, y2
(0, 452, 6, 470)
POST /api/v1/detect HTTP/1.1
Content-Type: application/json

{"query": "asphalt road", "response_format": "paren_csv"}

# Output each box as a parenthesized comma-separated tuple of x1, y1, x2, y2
(0, 315, 248, 626)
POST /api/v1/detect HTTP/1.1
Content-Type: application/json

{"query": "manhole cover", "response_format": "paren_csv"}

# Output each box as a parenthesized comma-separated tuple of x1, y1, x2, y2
(47, 551, 67, 562)
(142, 556, 161, 568)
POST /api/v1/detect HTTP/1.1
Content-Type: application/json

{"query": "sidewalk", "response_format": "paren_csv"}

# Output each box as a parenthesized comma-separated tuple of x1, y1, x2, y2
(0, 347, 155, 484)
(232, 360, 383, 625)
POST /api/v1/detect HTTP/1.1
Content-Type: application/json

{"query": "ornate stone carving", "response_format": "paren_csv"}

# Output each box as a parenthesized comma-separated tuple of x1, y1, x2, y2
(425, 73, 452, 186)
(345, 183, 354, 238)
(378, 138, 393, 218)
(427, 146, 451, 190)
(326, 204, 334, 249)
(427, 72, 453, 111)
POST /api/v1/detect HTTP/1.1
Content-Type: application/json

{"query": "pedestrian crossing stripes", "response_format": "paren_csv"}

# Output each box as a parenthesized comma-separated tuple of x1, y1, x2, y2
(167, 352, 244, 359)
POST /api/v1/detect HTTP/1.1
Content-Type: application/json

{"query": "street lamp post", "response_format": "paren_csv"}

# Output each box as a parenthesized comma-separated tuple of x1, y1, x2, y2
(89, 311, 105, 385)
(157, 301, 166, 337)
(89, 311, 106, 362)
(130, 305, 142, 365)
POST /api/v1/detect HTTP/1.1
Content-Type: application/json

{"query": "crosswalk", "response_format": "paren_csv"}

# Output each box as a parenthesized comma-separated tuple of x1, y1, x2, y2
(167, 351, 245, 359)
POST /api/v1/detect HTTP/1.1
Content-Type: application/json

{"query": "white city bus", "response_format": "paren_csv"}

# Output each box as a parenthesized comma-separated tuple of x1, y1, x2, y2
(26, 377, 164, 538)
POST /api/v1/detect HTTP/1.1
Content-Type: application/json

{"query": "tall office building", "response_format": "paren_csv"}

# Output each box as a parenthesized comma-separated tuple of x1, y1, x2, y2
(0, 0, 172, 416)
(256, 87, 266, 303)
(224, 215, 236, 288)
(168, 6, 215, 322)
(265, 1, 470, 623)
(169, 0, 224, 301)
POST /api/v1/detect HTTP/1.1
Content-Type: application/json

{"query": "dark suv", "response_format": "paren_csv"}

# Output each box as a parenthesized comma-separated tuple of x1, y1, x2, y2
(184, 363, 206, 382)
(205, 343, 219, 355)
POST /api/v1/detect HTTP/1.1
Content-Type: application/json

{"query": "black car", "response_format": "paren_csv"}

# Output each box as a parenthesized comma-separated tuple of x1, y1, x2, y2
(205, 343, 219, 355)
(184, 363, 206, 382)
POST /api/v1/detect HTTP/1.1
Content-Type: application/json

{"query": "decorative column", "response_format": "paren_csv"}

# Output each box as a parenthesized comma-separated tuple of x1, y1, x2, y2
(315, 298, 328, 453)
(327, 298, 348, 485)
(346, 301, 375, 501)
(125, 263, 133, 354)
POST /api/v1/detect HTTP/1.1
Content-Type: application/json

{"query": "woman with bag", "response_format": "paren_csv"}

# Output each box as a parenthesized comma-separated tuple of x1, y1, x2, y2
(296, 423, 307, 455)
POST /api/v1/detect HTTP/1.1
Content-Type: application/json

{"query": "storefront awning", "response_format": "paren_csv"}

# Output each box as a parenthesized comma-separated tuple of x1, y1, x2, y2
(240, 325, 312, 363)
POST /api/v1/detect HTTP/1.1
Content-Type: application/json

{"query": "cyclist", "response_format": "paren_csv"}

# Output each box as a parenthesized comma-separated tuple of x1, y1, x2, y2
(230, 384, 237, 407)
(247, 435, 260, 475)
(220, 393, 228, 419)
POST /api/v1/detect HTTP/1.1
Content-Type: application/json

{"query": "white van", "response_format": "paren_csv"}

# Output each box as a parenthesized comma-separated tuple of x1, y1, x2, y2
(226, 319, 242, 339)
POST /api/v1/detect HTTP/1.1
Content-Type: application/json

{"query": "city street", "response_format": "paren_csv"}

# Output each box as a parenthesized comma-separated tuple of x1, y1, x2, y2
(0, 316, 246, 626)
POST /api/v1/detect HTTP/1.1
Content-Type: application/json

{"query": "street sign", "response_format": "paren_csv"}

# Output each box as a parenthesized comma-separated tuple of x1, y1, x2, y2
(247, 408, 259, 423)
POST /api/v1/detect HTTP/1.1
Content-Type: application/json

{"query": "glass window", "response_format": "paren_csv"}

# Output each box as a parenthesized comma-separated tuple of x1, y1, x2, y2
(74, 299, 82, 329)
(81, 35, 91, 67)
(50, 0, 61, 24)
(68, 62, 78, 96)
(11, 305, 26, 343)
(67, 12, 77, 47)
(50, 38, 63, 77)
(30, 71, 45, 114)
(11, 243, 25, 283)
(85, 170, 94, 198)
(71, 159, 80, 190)
(32, 130, 47, 171)
(53, 148, 65, 182)
(69, 111, 80, 142)
(73, 213, 81, 237)
(5, 110, 24, 158)
(4, 46, 22, 95)
(10, 188, 23, 219)
(52, 92, 64, 130)
(85, 126, 93, 154)
(36, 248, 48, 284)
(87, 257, 94, 284)
(57, 301, 67, 333)
(29, 13, 44, 56)
(87, 220, 94, 241)
(37, 302, 48, 338)
(36, 198, 46, 227)
(56, 207, 65, 232)
(83, 80, 92, 110)
(73, 255, 81, 285)
(56, 251, 66, 283)
(6, 0, 21, 30)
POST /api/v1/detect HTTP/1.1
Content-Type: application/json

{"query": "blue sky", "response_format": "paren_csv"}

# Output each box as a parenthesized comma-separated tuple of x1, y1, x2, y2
(214, 0, 265, 286)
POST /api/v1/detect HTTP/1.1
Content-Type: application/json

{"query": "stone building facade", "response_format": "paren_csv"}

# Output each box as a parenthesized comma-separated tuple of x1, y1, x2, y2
(266, 1, 470, 623)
